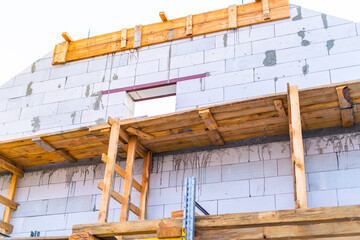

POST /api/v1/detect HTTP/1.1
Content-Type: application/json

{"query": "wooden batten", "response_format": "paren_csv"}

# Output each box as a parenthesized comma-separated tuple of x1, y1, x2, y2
(69, 233, 100, 240)
(228, 5, 237, 29)
(126, 127, 154, 140)
(159, 11, 168, 22)
(52, 0, 290, 64)
(199, 109, 224, 146)
(0, 194, 18, 210)
(287, 84, 307, 209)
(336, 86, 354, 127)
(273, 99, 287, 117)
(0, 156, 23, 178)
(120, 136, 138, 221)
(98, 118, 121, 223)
(32, 137, 77, 163)
(62, 32, 73, 42)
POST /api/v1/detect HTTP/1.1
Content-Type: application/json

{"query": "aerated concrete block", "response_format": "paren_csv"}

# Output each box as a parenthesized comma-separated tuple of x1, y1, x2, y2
(66, 195, 95, 213)
(205, 46, 235, 63)
(12, 200, 48, 218)
(276, 43, 328, 64)
(170, 52, 204, 69)
(205, 70, 253, 90)
(305, 153, 338, 173)
(6, 94, 45, 111)
(14, 69, 51, 86)
(222, 161, 264, 181)
(238, 25, 275, 43)
(224, 79, 275, 101)
(275, 193, 295, 210)
(20, 103, 58, 120)
(218, 196, 275, 214)
(198, 180, 249, 201)
(135, 71, 168, 85)
(308, 190, 338, 208)
(28, 183, 70, 201)
(46, 198, 67, 215)
(0, 109, 21, 123)
(171, 37, 215, 57)
(250, 179, 265, 197)
(337, 187, 360, 206)
(65, 70, 106, 88)
(22, 214, 67, 232)
(338, 150, 360, 170)
(136, 60, 159, 75)
(149, 172, 170, 189)
(265, 175, 294, 195)
(225, 54, 264, 72)
(65, 211, 98, 229)
(252, 34, 301, 54)
(255, 60, 305, 82)
(179, 60, 225, 78)
(147, 205, 164, 219)
(275, 16, 325, 36)
(331, 65, 360, 83)
(176, 88, 223, 109)
(43, 87, 82, 104)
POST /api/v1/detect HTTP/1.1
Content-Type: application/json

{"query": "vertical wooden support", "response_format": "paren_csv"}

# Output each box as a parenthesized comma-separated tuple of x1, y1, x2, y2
(336, 86, 354, 128)
(262, 0, 271, 20)
(134, 25, 142, 48)
(1, 174, 18, 234)
(121, 28, 127, 49)
(98, 119, 121, 223)
(287, 84, 308, 209)
(120, 136, 137, 221)
(228, 5, 237, 29)
(52, 41, 69, 64)
(139, 151, 152, 220)
(186, 15, 193, 36)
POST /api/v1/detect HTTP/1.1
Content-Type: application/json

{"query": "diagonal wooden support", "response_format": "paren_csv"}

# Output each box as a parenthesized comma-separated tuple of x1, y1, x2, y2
(336, 86, 354, 128)
(159, 11, 169, 22)
(287, 84, 307, 209)
(0, 155, 23, 178)
(32, 137, 77, 163)
(120, 136, 138, 221)
(98, 181, 140, 216)
(199, 109, 224, 146)
(256, 0, 270, 20)
(274, 99, 307, 130)
(126, 127, 154, 140)
(139, 151, 152, 220)
(98, 118, 121, 223)
(1, 173, 18, 234)
(101, 154, 142, 192)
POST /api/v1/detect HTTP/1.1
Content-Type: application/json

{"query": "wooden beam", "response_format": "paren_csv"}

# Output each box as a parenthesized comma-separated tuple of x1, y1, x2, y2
(0, 194, 18, 210)
(198, 109, 224, 146)
(62, 32, 73, 42)
(138, 151, 152, 220)
(185, 15, 193, 36)
(126, 127, 154, 140)
(1, 174, 18, 234)
(0, 156, 23, 178)
(121, 28, 127, 49)
(98, 118, 121, 223)
(159, 12, 168, 22)
(53, 0, 290, 64)
(287, 84, 307, 209)
(72, 205, 360, 238)
(101, 154, 142, 192)
(228, 5, 237, 29)
(120, 136, 137, 221)
(98, 181, 140, 216)
(0, 220, 12, 233)
(32, 137, 77, 163)
(336, 86, 354, 127)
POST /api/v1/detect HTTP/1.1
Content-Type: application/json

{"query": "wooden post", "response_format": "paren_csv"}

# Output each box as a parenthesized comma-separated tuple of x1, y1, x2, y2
(139, 151, 152, 220)
(1, 174, 18, 234)
(287, 84, 308, 209)
(120, 136, 137, 221)
(98, 118, 121, 223)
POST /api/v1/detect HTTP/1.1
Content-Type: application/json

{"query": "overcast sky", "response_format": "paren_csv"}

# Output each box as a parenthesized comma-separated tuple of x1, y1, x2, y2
(0, 0, 359, 87)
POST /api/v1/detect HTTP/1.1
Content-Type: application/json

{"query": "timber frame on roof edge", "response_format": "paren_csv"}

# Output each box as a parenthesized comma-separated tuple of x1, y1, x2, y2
(52, 0, 290, 64)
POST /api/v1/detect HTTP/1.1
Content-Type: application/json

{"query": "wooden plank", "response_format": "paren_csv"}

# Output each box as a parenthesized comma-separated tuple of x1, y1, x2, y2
(32, 137, 77, 163)
(98, 181, 140, 216)
(1, 174, 18, 234)
(185, 15, 193, 36)
(262, 0, 271, 19)
(139, 151, 152, 220)
(101, 154, 142, 192)
(62, 32, 73, 42)
(0, 156, 23, 177)
(134, 25, 142, 48)
(55, 149, 77, 163)
(120, 136, 137, 221)
(159, 12, 168, 22)
(0, 194, 18, 210)
(228, 5, 237, 29)
(206, 130, 224, 146)
(121, 28, 127, 48)
(0, 220, 13, 233)
(126, 127, 154, 140)
(336, 86, 354, 127)
(157, 227, 182, 238)
(287, 84, 307, 209)
(72, 205, 360, 238)
(197, 221, 360, 239)
(54, 0, 290, 64)
(52, 41, 69, 64)
(98, 118, 121, 223)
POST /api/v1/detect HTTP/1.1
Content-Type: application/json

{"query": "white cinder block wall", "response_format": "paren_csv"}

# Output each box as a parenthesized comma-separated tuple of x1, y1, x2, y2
(2, 132, 360, 237)
(1, 5, 360, 140)
(1, 3, 360, 237)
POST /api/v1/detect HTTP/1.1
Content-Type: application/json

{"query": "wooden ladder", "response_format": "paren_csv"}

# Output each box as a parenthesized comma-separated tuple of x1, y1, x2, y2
(97, 117, 152, 223)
